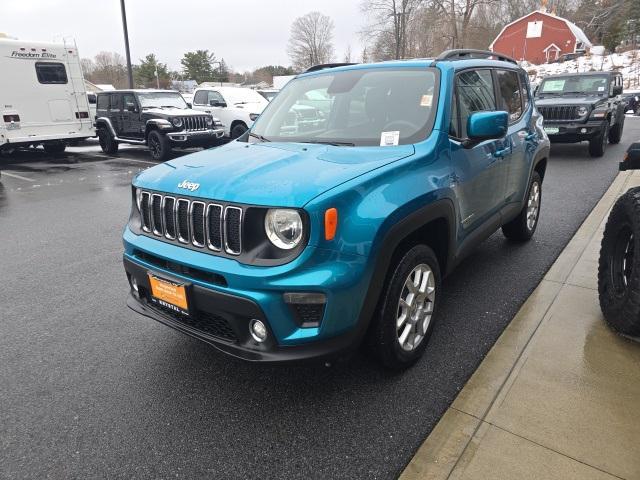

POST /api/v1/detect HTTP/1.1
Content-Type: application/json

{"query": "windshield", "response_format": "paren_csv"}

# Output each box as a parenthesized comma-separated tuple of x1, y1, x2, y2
(538, 75, 609, 95)
(222, 88, 268, 105)
(138, 92, 188, 109)
(250, 67, 439, 146)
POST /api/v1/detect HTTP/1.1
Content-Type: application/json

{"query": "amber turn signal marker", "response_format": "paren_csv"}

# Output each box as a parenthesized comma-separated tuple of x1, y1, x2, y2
(324, 208, 338, 241)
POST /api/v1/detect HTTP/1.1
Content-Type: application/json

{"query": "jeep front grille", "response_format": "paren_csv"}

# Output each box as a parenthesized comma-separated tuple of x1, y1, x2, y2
(139, 191, 242, 256)
(183, 116, 208, 131)
(538, 105, 582, 122)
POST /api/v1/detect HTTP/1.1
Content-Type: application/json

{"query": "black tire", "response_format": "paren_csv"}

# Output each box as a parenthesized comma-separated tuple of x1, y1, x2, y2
(231, 123, 248, 139)
(98, 128, 118, 154)
(43, 142, 66, 154)
(598, 187, 640, 337)
(147, 130, 171, 162)
(588, 122, 609, 157)
(502, 171, 542, 242)
(367, 244, 441, 370)
(608, 114, 624, 144)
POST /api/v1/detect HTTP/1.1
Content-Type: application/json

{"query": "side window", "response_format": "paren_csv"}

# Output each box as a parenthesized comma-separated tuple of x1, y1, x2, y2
(456, 69, 496, 138)
(496, 70, 523, 122)
(110, 94, 123, 112)
(207, 91, 225, 105)
(123, 93, 136, 111)
(193, 90, 207, 105)
(35, 62, 68, 84)
(96, 95, 109, 110)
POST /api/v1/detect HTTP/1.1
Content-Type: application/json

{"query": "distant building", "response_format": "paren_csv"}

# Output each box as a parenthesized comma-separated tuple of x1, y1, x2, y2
(490, 7, 592, 64)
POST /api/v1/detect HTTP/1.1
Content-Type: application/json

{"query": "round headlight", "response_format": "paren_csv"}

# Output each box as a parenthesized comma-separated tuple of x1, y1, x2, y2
(264, 209, 303, 250)
(205, 116, 213, 126)
(171, 117, 183, 128)
(577, 106, 589, 117)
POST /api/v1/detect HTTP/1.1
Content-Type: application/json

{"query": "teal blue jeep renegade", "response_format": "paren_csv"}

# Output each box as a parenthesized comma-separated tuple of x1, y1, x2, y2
(123, 50, 550, 369)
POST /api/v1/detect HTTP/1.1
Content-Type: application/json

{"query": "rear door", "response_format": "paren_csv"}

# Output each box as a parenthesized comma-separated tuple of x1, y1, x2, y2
(121, 93, 143, 139)
(449, 69, 510, 233)
(109, 93, 124, 135)
(494, 69, 532, 206)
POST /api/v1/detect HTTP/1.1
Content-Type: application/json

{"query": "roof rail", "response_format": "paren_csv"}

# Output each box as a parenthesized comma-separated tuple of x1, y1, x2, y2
(305, 63, 358, 73)
(435, 49, 518, 65)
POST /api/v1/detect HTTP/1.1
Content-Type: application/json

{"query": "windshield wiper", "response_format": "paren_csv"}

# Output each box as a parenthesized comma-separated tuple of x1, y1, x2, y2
(248, 132, 270, 142)
(301, 140, 355, 147)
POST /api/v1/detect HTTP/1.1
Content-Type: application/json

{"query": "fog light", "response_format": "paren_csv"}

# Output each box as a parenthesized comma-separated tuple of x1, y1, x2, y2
(250, 319, 267, 343)
(130, 276, 139, 296)
(580, 128, 587, 134)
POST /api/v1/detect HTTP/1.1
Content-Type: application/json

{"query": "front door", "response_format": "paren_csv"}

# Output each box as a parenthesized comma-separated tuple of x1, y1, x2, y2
(121, 93, 143, 139)
(449, 69, 511, 234)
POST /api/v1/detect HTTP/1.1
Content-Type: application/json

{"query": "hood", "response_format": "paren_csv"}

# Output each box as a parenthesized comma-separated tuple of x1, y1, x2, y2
(142, 107, 208, 117)
(134, 141, 415, 207)
(231, 101, 268, 114)
(534, 96, 608, 107)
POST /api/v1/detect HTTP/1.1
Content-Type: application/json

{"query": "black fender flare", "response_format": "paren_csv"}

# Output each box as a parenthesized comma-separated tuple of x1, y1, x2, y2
(353, 198, 457, 341)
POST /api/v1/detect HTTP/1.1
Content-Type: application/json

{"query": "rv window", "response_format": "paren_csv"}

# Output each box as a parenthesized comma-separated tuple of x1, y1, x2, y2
(35, 62, 68, 84)
(97, 95, 109, 110)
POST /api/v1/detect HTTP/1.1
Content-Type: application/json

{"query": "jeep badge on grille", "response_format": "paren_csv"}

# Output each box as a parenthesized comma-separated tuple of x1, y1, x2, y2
(177, 180, 200, 192)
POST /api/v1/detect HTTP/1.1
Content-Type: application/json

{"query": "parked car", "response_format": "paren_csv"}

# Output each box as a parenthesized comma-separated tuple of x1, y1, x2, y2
(191, 86, 268, 139)
(534, 71, 626, 157)
(123, 51, 550, 370)
(599, 140, 640, 336)
(95, 90, 224, 161)
(622, 91, 640, 116)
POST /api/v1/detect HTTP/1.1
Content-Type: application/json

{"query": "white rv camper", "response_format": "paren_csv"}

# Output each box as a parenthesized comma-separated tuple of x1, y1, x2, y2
(0, 37, 94, 154)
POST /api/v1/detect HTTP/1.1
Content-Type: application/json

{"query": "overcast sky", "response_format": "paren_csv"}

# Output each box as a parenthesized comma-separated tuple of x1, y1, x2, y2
(1, 0, 365, 72)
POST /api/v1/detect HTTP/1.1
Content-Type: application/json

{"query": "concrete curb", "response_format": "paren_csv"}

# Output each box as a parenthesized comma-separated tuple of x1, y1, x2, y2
(401, 169, 637, 480)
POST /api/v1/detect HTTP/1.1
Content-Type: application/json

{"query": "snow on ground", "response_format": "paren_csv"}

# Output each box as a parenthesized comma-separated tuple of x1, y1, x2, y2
(521, 49, 640, 90)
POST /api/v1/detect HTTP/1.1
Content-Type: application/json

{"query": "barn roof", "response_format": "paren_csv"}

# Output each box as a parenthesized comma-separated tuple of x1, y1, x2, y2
(489, 10, 592, 50)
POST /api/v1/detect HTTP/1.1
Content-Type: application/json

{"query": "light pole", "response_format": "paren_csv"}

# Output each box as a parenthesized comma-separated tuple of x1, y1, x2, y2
(120, 0, 134, 88)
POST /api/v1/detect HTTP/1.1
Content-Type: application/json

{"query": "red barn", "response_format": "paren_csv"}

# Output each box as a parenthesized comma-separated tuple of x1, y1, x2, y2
(489, 9, 592, 64)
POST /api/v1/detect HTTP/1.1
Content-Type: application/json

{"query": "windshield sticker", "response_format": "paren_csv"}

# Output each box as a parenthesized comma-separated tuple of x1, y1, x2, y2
(598, 86, 605, 91)
(380, 131, 400, 146)
(543, 80, 565, 92)
(420, 94, 433, 107)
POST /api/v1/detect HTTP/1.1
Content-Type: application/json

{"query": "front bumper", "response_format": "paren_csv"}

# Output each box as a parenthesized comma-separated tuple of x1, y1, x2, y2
(167, 127, 225, 144)
(543, 120, 604, 143)
(122, 229, 373, 363)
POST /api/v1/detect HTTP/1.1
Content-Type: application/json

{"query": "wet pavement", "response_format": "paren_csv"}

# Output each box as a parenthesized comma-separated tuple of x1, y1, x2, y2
(403, 170, 640, 480)
(1, 125, 639, 479)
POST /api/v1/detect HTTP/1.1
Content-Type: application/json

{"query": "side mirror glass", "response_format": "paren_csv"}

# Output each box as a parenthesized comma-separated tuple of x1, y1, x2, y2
(465, 111, 508, 146)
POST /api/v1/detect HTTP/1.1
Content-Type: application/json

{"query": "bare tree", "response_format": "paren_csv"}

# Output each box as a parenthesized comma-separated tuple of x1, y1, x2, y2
(287, 12, 335, 71)
(361, 0, 425, 60)
(344, 44, 353, 62)
(91, 52, 128, 88)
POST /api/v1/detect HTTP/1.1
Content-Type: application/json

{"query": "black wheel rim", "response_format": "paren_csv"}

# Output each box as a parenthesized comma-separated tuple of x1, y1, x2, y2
(149, 136, 160, 158)
(611, 225, 634, 295)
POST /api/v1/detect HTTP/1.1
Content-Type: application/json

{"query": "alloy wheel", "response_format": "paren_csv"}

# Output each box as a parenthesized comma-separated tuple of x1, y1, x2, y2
(396, 264, 436, 351)
(527, 181, 541, 231)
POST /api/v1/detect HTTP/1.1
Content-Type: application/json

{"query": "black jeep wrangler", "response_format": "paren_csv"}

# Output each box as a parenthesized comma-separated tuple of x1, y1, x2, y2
(95, 90, 225, 161)
(534, 71, 625, 157)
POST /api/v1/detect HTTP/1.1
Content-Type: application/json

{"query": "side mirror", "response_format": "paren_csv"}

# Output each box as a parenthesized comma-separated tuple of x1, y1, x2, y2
(612, 85, 623, 96)
(186, 102, 192, 109)
(126, 104, 137, 112)
(464, 111, 508, 147)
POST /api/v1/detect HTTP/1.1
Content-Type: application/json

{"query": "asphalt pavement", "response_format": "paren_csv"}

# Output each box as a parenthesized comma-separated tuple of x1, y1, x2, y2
(1, 122, 639, 480)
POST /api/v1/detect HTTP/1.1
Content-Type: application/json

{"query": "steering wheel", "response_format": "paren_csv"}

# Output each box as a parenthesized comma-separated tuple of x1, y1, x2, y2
(382, 120, 419, 133)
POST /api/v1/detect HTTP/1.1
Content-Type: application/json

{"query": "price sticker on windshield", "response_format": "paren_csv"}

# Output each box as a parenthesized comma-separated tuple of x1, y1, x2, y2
(380, 131, 400, 146)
